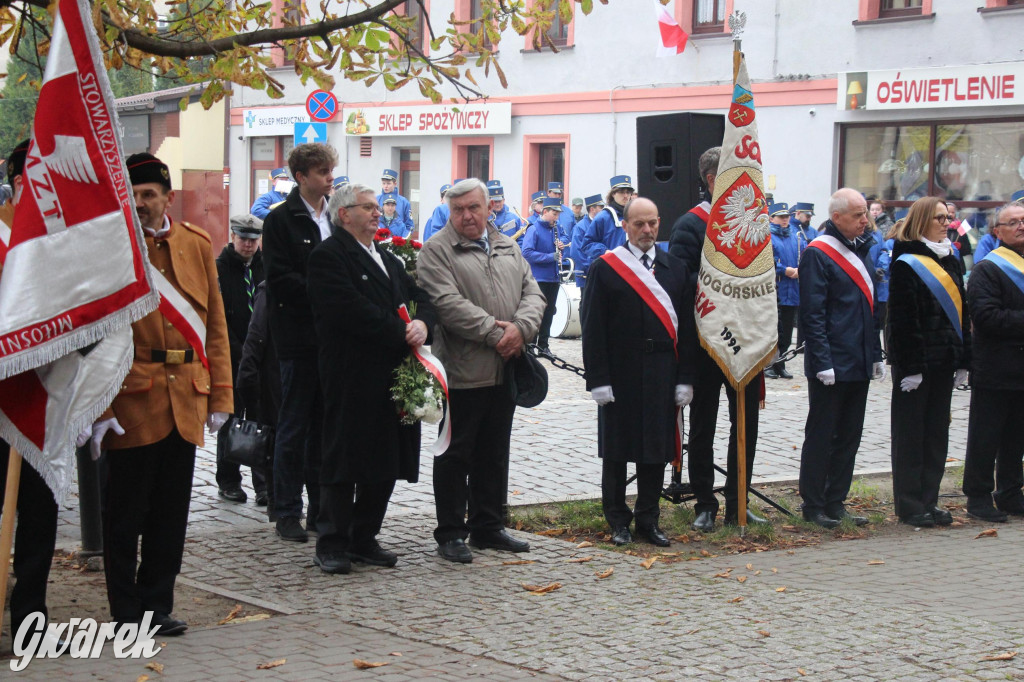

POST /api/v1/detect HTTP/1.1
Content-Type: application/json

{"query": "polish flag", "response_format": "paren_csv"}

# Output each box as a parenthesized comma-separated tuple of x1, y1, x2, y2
(656, 2, 689, 57)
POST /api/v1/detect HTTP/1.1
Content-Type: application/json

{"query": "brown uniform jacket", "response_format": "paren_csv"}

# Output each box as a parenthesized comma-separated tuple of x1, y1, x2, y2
(103, 220, 233, 449)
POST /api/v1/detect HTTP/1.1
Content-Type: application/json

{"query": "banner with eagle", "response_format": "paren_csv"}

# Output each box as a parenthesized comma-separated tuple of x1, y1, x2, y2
(694, 51, 777, 389)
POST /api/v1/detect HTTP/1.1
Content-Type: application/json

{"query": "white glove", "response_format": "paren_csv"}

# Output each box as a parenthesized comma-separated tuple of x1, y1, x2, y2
(954, 369, 969, 387)
(872, 362, 886, 381)
(816, 369, 836, 386)
(206, 412, 230, 434)
(591, 385, 615, 406)
(674, 384, 693, 407)
(900, 374, 923, 392)
(75, 426, 92, 448)
(90, 418, 124, 461)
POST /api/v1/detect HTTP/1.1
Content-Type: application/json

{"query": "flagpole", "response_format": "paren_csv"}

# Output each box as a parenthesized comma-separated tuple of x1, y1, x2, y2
(0, 447, 22, 636)
(737, 385, 748, 537)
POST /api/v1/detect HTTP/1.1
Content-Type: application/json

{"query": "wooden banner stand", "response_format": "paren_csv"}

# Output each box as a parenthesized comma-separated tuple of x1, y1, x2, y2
(0, 447, 22, 638)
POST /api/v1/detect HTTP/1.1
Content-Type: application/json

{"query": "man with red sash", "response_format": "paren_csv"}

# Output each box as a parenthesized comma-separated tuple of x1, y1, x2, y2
(93, 153, 233, 635)
(963, 202, 1024, 521)
(582, 197, 697, 547)
(797, 188, 884, 528)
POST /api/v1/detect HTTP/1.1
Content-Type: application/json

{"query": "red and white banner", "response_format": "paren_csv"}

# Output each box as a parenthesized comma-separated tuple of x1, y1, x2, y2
(694, 52, 778, 389)
(0, 0, 158, 500)
(655, 2, 689, 57)
(397, 305, 451, 456)
(601, 246, 678, 348)
(805, 235, 875, 312)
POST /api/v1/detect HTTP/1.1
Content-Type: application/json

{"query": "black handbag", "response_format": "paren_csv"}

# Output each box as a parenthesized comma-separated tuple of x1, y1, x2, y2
(506, 350, 548, 408)
(217, 416, 274, 469)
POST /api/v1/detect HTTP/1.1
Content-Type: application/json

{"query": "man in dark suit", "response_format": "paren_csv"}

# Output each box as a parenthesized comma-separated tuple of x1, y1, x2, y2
(582, 197, 697, 546)
(798, 188, 885, 528)
(306, 183, 436, 574)
(262, 143, 337, 542)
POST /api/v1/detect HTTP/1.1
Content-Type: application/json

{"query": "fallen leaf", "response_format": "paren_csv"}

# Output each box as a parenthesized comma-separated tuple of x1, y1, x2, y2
(867, 559, 885, 565)
(798, 669, 807, 676)
(727, 596, 743, 603)
(976, 529, 999, 539)
(521, 582, 562, 594)
(217, 604, 243, 625)
(979, 651, 1017, 661)
(772, 568, 778, 573)
(256, 659, 286, 670)
(673, 534, 691, 543)
(353, 659, 389, 669)
(640, 556, 658, 570)
(145, 662, 164, 674)
(389, 652, 403, 657)
(511, 490, 523, 495)
(754, 570, 761, 575)
(776, 586, 787, 592)
(700, 549, 712, 557)
(946, 457, 958, 463)
(782, 525, 798, 532)
(737, 576, 747, 583)
(746, 563, 753, 570)
(537, 528, 566, 536)
(229, 614, 271, 624)
(576, 541, 594, 549)
(514, 520, 524, 530)
(136, 676, 149, 682)
(594, 567, 614, 579)
(502, 560, 537, 565)
(192, 597, 204, 604)
(757, 630, 771, 637)
(566, 556, 593, 563)
(714, 570, 733, 579)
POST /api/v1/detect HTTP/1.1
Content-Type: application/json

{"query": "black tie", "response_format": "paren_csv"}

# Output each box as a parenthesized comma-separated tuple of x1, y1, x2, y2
(641, 254, 651, 271)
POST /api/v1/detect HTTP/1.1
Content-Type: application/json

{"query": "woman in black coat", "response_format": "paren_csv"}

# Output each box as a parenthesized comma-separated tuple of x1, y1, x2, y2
(886, 196, 971, 527)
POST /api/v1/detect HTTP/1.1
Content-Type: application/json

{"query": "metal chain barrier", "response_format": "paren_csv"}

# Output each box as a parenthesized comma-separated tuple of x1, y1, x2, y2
(526, 343, 587, 379)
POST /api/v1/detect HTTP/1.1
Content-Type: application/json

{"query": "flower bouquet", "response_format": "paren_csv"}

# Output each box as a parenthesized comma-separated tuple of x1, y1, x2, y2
(390, 303, 446, 426)
(374, 227, 423, 274)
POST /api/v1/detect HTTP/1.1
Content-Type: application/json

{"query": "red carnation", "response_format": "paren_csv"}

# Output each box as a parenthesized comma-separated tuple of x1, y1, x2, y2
(392, 236, 407, 246)
(412, 240, 423, 249)
(376, 227, 392, 239)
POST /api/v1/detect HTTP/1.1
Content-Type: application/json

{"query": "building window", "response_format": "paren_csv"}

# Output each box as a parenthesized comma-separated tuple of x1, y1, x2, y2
(466, 145, 490, 182)
(538, 143, 565, 190)
(879, 0, 922, 17)
(527, 0, 573, 50)
(469, 0, 493, 50)
(403, 0, 425, 52)
(693, 0, 726, 34)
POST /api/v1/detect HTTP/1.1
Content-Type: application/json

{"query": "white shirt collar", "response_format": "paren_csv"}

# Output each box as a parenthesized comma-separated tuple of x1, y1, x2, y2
(142, 214, 171, 238)
(627, 242, 657, 262)
(301, 194, 332, 241)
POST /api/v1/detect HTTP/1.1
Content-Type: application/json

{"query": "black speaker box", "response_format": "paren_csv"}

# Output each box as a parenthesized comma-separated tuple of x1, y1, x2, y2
(636, 112, 725, 240)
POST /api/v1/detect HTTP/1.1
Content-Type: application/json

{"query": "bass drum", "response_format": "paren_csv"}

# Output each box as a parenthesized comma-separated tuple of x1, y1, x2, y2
(551, 283, 582, 338)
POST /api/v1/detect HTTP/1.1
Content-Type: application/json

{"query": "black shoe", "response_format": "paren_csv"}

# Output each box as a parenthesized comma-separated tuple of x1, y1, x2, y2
(725, 509, 769, 525)
(901, 512, 935, 528)
(929, 507, 953, 526)
(609, 527, 632, 546)
(691, 511, 715, 533)
(276, 516, 309, 542)
(636, 525, 670, 547)
(437, 538, 473, 563)
(306, 518, 319, 535)
(255, 491, 268, 507)
(537, 347, 554, 360)
(803, 510, 840, 529)
(314, 552, 351, 574)
(777, 366, 794, 379)
(763, 367, 779, 379)
(152, 612, 188, 636)
(828, 507, 869, 527)
(469, 530, 530, 553)
(349, 540, 398, 568)
(218, 486, 247, 503)
(996, 501, 1024, 517)
(968, 506, 1008, 522)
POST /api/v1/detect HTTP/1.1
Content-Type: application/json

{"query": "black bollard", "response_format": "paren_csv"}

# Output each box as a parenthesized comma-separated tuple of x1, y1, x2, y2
(75, 445, 103, 557)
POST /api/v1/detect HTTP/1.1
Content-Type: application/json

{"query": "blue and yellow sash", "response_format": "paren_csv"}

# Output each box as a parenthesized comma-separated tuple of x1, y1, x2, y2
(896, 253, 963, 340)
(984, 246, 1024, 297)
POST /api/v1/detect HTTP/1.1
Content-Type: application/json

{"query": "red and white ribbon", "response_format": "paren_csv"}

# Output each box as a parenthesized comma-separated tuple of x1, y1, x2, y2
(398, 304, 450, 455)
(806, 235, 874, 313)
(152, 268, 209, 369)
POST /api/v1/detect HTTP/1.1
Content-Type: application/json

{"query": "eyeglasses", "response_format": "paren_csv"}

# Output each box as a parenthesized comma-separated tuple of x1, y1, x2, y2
(345, 202, 381, 213)
(933, 214, 952, 222)
(996, 218, 1024, 228)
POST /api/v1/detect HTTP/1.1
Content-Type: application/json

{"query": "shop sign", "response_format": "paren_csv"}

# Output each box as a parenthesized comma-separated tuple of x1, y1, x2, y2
(242, 106, 309, 137)
(342, 102, 511, 137)
(840, 63, 1024, 111)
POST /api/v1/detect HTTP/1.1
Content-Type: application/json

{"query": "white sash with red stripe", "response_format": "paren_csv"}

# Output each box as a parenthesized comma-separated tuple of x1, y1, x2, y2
(600, 246, 678, 345)
(805, 235, 874, 312)
(151, 269, 209, 369)
(398, 304, 451, 455)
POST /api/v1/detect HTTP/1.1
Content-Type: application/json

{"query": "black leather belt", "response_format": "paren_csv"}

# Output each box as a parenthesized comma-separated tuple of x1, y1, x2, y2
(137, 347, 195, 364)
(636, 339, 675, 353)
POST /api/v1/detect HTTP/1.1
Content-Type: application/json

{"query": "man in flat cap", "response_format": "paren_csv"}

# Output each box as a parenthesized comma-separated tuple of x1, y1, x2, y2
(92, 152, 233, 636)
(214, 214, 268, 505)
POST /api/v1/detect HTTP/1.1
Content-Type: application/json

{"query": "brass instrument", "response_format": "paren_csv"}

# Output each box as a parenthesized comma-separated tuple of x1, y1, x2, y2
(509, 222, 530, 242)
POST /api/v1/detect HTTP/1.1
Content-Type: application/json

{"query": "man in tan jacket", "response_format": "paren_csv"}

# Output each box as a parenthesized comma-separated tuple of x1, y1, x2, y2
(418, 179, 544, 564)
(92, 153, 233, 636)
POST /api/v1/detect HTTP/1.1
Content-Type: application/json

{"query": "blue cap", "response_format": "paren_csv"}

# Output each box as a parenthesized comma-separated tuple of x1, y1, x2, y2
(271, 167, 288, 180)
(542, 197, 563, 211)
(381, 192, 398, 204)
(486, 180, 502, 188)
(453, 178, 466, 184)
(488, 186, 504, 199)
(585, 193, 604, 208)
(610, 174, 634, 190)
(1012, 190, 1024, 202)
(440, 183, 453, 196)
(769, 202, 790, 217)
(381, 168, 398, 181)
(332, 176, 350, 190)
(531, 191, 544, 202)
(791, 202, 815, 215)
(547, 181, 563, 192)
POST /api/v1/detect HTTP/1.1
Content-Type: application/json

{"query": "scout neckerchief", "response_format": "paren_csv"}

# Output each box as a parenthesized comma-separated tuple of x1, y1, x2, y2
(895, 253, 963, 340)
(805, 234, 874, 313)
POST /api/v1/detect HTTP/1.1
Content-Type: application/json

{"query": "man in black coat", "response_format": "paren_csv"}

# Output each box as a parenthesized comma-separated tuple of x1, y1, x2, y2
(798, 188, 885, 528)
(262, 143, 337, 542)
(215, 214, 267, 505)
(963, 202, 1024, 522)
(668, 146, 764, 531)
(306, 182, 436, 574)
(582, 197, 697, 546)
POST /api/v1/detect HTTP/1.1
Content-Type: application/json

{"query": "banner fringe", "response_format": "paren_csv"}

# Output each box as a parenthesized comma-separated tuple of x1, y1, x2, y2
(698, 333, 777, 394)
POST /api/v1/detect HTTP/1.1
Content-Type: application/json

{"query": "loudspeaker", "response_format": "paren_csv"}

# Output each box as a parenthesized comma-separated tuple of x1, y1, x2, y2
(636, 112, 725, 240)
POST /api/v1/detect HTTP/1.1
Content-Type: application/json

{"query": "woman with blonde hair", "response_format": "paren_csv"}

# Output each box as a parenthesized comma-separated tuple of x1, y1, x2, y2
(886, 197, 971, 527)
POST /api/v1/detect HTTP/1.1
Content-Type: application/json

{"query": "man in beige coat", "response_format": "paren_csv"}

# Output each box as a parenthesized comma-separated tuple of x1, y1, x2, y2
(418, 179, 545, 563)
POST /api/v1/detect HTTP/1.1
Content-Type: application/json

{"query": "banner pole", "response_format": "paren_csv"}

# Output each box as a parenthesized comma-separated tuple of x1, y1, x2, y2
(737, 384, 747, 538)
(0, 447, 23, 637)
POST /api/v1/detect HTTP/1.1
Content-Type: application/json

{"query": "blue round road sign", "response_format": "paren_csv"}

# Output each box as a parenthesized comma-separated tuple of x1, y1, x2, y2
(306, 90, 338, 122)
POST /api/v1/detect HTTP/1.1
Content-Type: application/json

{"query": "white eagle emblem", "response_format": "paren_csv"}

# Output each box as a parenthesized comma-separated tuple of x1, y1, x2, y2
(42, 136, 99, 184)
(711, 185, 770, 255)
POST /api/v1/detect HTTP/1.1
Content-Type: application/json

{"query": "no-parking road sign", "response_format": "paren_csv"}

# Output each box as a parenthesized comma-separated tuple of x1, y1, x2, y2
(306, 90, 338, 122)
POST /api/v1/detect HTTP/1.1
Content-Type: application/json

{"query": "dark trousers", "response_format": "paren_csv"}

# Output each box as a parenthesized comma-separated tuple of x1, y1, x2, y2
(316, 480, 395, 554)
(687, 350, 760, 516)
(775, 305, 797, 370)
(891, 369, 954, 518)
(963, 387, 1024, 508)
(433, 386, 516, 544)
(799, 379, 870, 514)
(536, 281, 560, 349)
(103, 430, 195, 621)
(0, 441, 58, 635)
(273, 356, 322, 521)
(601, 460, 665, 530)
